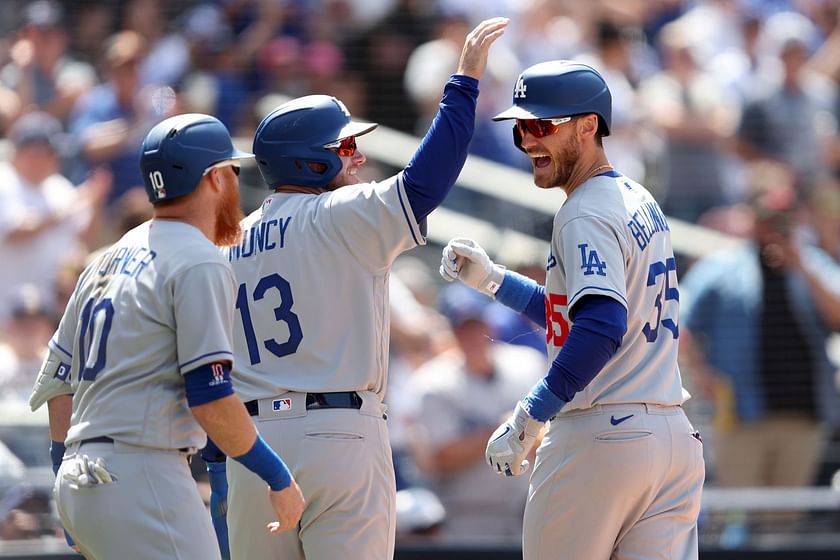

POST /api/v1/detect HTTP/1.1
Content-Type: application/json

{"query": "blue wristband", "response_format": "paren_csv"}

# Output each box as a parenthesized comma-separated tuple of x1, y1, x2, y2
(522, 379, 567, 422)
(232, 436, 292, 491)
(495, 271, 546, 327)
(50, 440, 65, 475)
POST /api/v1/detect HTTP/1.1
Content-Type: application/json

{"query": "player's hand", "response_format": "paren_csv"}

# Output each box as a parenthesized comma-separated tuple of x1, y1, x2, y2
(266, 479, 305, 534)
(440, 237, 505, 297)
(62, 454, 118, 487)
(456, 17, 509, 80)
(486, 401, 543, 477)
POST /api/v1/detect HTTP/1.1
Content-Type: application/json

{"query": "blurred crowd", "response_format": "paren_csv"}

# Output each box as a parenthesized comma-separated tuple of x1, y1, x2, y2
(1, 0, 840, 548)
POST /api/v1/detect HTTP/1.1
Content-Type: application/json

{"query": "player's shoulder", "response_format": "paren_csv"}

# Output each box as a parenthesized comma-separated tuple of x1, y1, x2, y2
(324, 175, 400, 206)
(558, 173, 642, 227)
(146, 220, 229, 268)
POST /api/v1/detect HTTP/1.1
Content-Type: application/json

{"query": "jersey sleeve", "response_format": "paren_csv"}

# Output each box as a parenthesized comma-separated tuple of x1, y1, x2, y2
(173, 262, 236, 374)
(557, 216, 628, 313)
(325, 173, 425, 273)
(49, 283, 81, 363)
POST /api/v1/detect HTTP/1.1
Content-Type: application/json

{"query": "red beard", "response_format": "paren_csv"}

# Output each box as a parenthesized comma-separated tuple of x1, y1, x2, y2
(215, 184, 245, 247)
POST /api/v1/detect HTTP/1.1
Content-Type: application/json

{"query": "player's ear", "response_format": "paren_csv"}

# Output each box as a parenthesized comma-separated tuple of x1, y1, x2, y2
(205, 168, 223, 193)
(578, 114, 598, 139)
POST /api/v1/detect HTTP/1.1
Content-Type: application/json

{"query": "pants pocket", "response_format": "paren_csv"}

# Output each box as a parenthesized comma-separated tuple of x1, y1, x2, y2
(594, 429, 653, 443)
(304, 431, 364, 441)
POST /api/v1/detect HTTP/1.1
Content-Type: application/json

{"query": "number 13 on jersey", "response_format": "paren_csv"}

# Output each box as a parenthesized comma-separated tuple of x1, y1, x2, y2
(235, 273, 303, 365)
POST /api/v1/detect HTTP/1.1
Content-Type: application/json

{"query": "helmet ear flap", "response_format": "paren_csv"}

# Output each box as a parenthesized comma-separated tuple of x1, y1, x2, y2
(512, 123, 525, 153)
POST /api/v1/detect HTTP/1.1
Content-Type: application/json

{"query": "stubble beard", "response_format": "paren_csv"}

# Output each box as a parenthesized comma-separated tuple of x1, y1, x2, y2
(535, 135, 581, 189)
(554, 136, 581, 188)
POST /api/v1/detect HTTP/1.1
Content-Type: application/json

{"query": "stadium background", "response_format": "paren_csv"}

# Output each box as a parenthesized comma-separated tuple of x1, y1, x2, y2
(0, 0, 839, 558)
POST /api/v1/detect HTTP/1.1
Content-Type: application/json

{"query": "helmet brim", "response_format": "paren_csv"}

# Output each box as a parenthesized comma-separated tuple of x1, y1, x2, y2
(491, 104, 567, 121)
(335, 120, 378, 142)
(229, 147, 256, 161)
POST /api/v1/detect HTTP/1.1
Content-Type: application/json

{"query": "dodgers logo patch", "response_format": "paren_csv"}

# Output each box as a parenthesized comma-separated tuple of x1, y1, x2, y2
(273, 398, 292, 411)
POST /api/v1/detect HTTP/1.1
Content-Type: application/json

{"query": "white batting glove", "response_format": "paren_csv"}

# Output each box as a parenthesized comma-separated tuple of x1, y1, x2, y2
(486, 401, 543, 477)
(439, 237, 506, 297)
(63, 454, 117, 487)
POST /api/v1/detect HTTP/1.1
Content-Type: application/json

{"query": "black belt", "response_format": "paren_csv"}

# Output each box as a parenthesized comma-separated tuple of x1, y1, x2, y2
(79, 436, 191, 453)
(245, 391, 363, 416)
(79, 436, 114, 445)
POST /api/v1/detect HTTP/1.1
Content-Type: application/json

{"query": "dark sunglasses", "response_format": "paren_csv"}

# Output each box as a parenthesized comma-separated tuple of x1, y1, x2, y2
(515, 116, 574, 139)
(326, 137, 357, 157)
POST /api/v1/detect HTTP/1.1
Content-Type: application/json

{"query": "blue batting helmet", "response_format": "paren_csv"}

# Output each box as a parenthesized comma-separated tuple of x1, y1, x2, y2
(493, 61, 612, 146)
(252, 95, 377, 189)
(140, 113, 253, 203)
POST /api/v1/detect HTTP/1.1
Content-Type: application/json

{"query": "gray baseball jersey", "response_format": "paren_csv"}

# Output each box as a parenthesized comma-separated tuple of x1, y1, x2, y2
(50, 220, 235, 449)
(224, 174, 424, 401)
(545, 173, 689, 411)
(47, 219, 235, 560)
(224, 174, 422, 560)
(525, 172, 703, 559)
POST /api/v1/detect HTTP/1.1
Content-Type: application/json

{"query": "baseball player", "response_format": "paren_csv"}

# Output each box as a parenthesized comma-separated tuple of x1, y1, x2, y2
(440, 61, 705, 559)
(205, 17, 508, 560)
(28, 113, 304, 560)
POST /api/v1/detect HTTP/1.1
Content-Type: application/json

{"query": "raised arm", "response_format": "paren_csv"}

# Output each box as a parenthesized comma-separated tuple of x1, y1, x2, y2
(402, 18, 508, 221)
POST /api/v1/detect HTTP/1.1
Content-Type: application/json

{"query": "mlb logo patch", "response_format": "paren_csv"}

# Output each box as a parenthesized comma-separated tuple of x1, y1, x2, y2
(273, 398, 292, 411)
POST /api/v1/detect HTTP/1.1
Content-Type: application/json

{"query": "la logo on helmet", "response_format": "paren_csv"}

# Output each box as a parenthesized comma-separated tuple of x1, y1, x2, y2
(513, 75, 527, 99)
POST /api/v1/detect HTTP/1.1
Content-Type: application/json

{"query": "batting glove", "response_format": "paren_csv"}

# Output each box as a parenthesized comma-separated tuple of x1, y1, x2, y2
(486, 401, 543, 477)
(439, 237, 505, 297)
(63, 454, 117, 487)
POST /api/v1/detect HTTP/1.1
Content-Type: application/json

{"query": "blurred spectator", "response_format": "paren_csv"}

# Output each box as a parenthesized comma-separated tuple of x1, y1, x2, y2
(68, 30, 166, 205)
(386, 272, 451, 540)
(122, 0, 190, 88)
(0, 111, 110, 319)
(404, 11, 524, 168)
(68, 3, 114, 67)
(737, 12, 838, 186)
(178, 3, 251, 132)
(0, 484, 55, 540)
(0, 285, 55, 404)
(578, 19, 647, 183)
(638, 20, 742, 221)
(349, 1, 432, 130)
(408, 283, 544, 539)
(0, 441, 25, 489)
(506, 0, 585, 70)
(0, 0, 96, 124)
(680, 160, 840, 490)
(803, 175, 840, 262)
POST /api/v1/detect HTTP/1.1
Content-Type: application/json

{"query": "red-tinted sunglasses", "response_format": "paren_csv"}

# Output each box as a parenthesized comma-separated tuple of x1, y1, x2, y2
(515, 116, 574, 139)
(326, 137, 357, 157)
